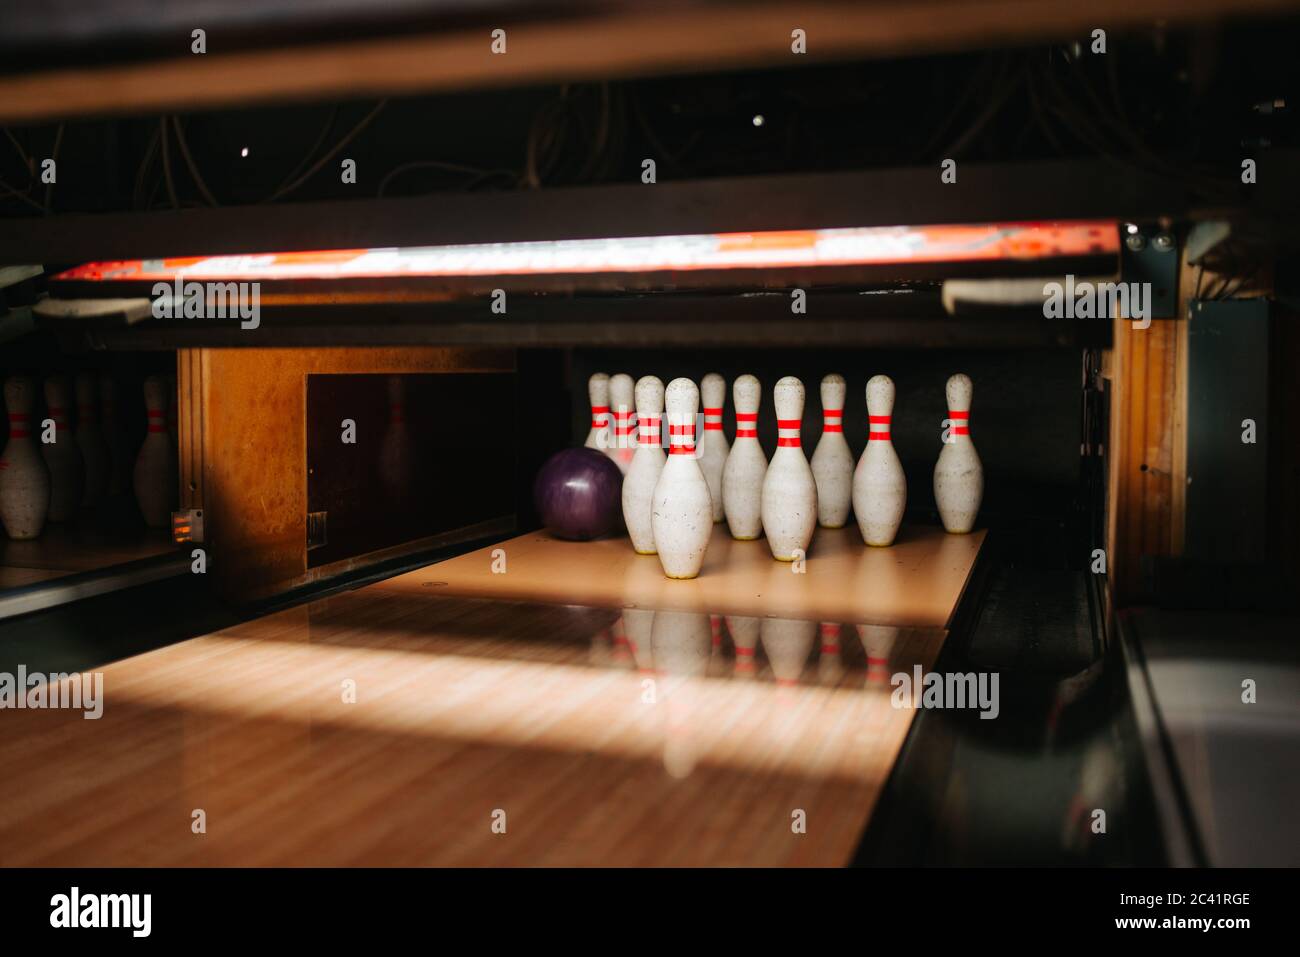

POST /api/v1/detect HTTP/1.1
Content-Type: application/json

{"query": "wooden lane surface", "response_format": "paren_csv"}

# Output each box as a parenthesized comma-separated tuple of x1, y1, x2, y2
(0, 586, 944, 866)
(374, 524, 985, 628)
(0, 524, 177, 580)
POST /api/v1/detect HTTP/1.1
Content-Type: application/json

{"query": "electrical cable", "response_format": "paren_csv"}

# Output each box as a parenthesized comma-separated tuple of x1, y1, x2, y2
(158, 116, 179, 209)
(263, 99, 387, 203)
(171, 116, 219, 207)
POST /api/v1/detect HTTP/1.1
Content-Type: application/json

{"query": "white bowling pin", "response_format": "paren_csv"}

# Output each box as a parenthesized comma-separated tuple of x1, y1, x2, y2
(760, 618, 816, 685)
(650, 378, 713, 579)
(75, 372, 111, 508)
(133, 375, 178, 528)
(760, 376, 817, 561)
(41, 376, 85, 522)
(0, 377, 51, 539)
(852, 375, 906, 546)
(697, 373, 729, 522)
(378, 374, 415, 502)
(584, 372, 611, 451)
(810, 373, 853, 528)
(621, 376, 665, 554)
(934, 373, 984, 534)
(607, 373, 636, 474)
(722, 374, 766, 540)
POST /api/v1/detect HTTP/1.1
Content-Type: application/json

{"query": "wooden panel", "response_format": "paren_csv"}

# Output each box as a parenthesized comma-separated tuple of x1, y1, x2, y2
(196, 347, 513, 600)
(0, 590, 944, 866)
(1, 0, 1293, 122)
(1106, 316, 1179, 602)
(382, 525, 985, 627)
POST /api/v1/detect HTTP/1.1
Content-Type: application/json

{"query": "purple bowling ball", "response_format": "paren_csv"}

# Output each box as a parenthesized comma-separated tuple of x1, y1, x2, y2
(534, 447, 624, 541)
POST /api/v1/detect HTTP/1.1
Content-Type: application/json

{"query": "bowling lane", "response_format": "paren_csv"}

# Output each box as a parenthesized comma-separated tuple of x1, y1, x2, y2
(375, 524, 985, 626)
(0, 586, 945, 866)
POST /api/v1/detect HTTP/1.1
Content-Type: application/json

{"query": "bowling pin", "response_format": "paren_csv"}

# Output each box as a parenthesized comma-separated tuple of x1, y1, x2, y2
(933, 373, 984, 534)
(584, 372, 611, 451)
(378, 375, 415, 503)
(650, 378, 713, 579)
(41, 376, 85, 522)
(721, 374, 766, 540)
(134, 375, 178, 528)
(852, 375, 906, 547)
(810, 373, 853, 528)
(100, 374, 131, 497)
(608, 373, 637, 474)
(621, 376, 665, 554)
(75, 372, 111, 508)
(0, 377, 51, 539)
(697, 373, 729, 522)
(760, 376, 817, 561)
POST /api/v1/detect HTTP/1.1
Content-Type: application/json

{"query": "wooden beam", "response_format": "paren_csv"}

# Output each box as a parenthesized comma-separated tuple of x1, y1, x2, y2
(1, 0, 1297, 123)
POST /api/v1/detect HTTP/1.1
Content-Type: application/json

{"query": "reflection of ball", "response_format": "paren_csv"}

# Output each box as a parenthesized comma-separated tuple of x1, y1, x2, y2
(534, 448, 624, 541)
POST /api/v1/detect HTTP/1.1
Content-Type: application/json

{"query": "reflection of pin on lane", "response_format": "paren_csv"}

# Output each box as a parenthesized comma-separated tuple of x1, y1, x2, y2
(856, 624, 899, 687)
(697, 373, 730, 523)
(584, 372, 611, 450)
(726, 615, 760, 678)
(934, 373, 984, 534)
(651, 611, 709, 779)
(608, 614, 634, 668)
(622, 608, 656, 675)
(818, 622, 844, 684)
(0, 377, 51, 540)
(761, 618, 816, 687)
(608, 373, 636, 474)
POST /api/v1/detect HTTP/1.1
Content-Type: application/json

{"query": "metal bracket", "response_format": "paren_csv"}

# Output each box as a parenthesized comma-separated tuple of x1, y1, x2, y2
(1120, 223, 1178, 318)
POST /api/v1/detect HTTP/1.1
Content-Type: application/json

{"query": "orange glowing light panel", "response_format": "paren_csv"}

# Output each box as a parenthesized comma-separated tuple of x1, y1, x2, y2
(54, 221, 1118, 282)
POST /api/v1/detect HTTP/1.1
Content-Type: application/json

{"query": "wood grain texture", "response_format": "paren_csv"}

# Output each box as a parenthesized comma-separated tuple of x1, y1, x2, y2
(377, 524, 984, 627)
(1106, 308, 1182, 604)
(1, 0, 1294, 121)
(195, 347, 513, 601)
(0, 587, 945, 866)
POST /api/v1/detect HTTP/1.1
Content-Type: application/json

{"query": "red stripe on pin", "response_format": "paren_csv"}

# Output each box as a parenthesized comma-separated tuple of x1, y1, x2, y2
(947, 410, 969, 419)
(777, 437, 800, 447)
(823, 424, 843, 432)
(736, 428, 757, 438)
(735, 413, 757, 422)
